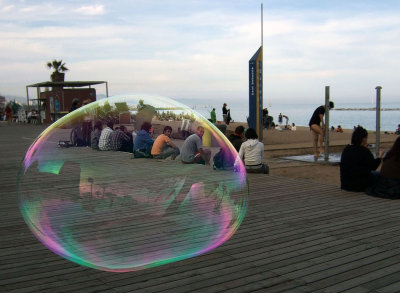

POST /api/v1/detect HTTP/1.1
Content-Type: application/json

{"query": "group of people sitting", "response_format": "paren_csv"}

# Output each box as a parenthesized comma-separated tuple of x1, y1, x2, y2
(89, 121, 210, 165)
(90, 121, 181, 160)
(340, 126, 400, 198)
(331, 125, 343, 133)
(91, 121, 133, 153)
(85, 120, 269, 174)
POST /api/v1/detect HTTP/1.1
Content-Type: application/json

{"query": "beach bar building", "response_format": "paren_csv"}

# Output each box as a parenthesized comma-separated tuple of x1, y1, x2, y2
(26, 81, 108, 124)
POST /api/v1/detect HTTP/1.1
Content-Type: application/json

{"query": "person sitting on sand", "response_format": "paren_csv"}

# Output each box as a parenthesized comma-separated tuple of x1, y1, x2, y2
(340, 126, 384, 192)
(309, 101, 334, 158)
(336, 125, 343, 133)
(151, 126, 180, 160)
(367, 136, 400, 198)
(396, 124, 400, 135)
(235, 128, 269, 174)
(181, 126, 211, 165)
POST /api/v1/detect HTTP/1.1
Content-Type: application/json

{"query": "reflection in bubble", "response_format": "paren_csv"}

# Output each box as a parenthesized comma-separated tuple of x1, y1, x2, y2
(18, 94, 248, 272)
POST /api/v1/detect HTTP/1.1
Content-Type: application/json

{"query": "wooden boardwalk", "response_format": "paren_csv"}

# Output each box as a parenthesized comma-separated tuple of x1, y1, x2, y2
(1, 123, 400, 293)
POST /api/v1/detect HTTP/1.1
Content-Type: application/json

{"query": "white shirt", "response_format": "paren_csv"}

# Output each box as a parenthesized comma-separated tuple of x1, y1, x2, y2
(237, 139, 264, 166)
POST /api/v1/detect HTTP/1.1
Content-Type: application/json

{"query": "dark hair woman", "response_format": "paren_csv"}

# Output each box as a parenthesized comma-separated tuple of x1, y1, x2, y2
(235, 128, 269, 174)
(367, 137, 400, 198)
(340, 126, 384, 192)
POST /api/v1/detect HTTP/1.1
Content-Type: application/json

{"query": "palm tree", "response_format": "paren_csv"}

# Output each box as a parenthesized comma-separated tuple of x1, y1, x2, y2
(46, 59, 69, 82)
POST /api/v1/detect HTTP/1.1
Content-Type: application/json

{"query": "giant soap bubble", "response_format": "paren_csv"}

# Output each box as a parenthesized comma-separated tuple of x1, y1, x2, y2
(18, 94, 248, 272)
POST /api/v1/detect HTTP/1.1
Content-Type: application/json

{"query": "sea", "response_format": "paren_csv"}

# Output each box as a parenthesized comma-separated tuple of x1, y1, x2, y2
(181, 100, 400, 132)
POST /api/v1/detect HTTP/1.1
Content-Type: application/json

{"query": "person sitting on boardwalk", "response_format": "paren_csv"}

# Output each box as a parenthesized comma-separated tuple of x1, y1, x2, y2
(133, 122, 154, 158)
(228, 125, 245, 152)
(367, 137, 400, 198)
(98, 121, 114, 151)
(91, 121, 103, 150)
(181, 126, 211, 165)
(340, 126, 384, 192)
(236, 128, 269, 174)
(151, 126, 180, 160)
(110, 125, 132, 152)
(309, 101, 334, 158)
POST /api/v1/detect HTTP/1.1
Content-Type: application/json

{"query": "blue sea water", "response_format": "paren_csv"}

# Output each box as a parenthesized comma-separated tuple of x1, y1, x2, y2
(184, 101, 400, 132)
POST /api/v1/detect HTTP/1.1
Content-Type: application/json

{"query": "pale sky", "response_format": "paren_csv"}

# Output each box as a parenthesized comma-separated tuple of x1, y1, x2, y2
(1, 0, 400, 105)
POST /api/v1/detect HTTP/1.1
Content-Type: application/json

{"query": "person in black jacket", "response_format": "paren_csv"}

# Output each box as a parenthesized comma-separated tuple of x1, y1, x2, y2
(340, 126, 384, 192)
(228, 125, 245, 152)
(309, 101, 334, 158)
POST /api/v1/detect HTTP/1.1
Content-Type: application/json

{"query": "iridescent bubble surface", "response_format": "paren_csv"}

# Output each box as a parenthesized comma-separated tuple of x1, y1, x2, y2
(18, 94, 248, 272)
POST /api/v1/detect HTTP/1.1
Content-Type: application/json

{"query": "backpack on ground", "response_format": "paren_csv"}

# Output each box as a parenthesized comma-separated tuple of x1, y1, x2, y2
(213, 148, 234, 170)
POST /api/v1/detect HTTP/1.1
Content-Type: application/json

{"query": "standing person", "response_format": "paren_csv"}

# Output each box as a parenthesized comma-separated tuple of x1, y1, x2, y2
(181, 126, 211, 165)
(278, 113, 283, 125)
(222, 103, 228, 124)
(210, 108, 216, 123)
(340, 126, 384, 192)
(98, 121, 114, 151)
(226, 109, 232, 125)
(228, 125, 245, 152)
(367, 137, 400, 198)
(309, 101, 334, 158)
(91, 121, 103, 150)
(235, 128, 269, 174)
(151, 126, 180, 160)
(133, 122, 154, 158)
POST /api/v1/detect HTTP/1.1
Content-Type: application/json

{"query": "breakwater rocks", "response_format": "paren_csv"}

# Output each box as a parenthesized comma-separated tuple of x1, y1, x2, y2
(333, 108, 400, 111)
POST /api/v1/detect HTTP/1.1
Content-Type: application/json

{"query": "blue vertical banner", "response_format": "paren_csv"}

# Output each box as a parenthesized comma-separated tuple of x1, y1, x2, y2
(249, 46, 263, 140)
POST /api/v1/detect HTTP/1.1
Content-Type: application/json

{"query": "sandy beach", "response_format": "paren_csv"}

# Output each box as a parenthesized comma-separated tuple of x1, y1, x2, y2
(224, 122, 399, 187)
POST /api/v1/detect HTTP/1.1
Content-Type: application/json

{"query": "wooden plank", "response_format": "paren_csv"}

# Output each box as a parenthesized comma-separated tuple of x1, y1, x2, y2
(2, 124, 400, 293)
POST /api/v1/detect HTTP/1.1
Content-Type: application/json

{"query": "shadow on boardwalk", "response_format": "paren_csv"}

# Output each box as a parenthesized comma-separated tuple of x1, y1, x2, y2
(1, 124, 400, 293)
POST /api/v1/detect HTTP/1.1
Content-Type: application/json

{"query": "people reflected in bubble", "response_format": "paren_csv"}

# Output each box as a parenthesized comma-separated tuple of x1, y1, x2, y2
(181, 126, 211, 165)
(151, 126, 180, 160)
(18, 94, 247, 272)
(99, 121, 114, 151)
(133, 122, 154, 158)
